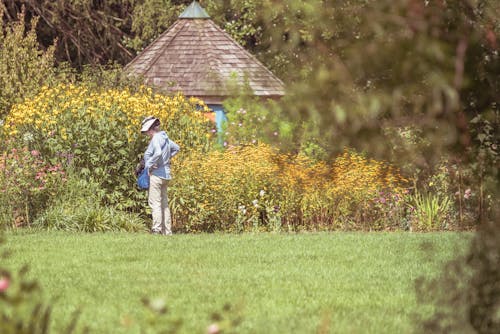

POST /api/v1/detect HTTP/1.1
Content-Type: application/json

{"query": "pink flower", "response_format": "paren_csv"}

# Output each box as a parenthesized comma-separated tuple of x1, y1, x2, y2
(31, 150, 40, 156)
(0, 277, 10, 292)
(207, 324, 220, 334)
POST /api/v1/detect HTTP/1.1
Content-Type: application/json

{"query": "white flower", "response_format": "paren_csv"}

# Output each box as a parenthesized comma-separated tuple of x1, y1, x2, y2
(252, 199, 259, 207)
(23, 132, 34, 142)
(259, 190, 265, 197)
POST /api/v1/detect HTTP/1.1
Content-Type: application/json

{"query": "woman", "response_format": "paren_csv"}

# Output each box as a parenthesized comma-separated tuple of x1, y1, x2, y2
(141, 116, 180, 235)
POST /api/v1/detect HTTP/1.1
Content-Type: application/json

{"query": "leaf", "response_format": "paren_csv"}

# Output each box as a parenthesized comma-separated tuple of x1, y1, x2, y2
(470, 115, 482, 124)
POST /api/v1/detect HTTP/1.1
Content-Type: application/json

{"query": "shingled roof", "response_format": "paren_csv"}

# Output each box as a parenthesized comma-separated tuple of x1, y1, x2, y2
(125, 1, 285, 104)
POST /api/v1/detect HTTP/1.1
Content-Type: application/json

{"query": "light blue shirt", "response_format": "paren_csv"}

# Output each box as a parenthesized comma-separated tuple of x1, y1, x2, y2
(144, 131, 180, 180)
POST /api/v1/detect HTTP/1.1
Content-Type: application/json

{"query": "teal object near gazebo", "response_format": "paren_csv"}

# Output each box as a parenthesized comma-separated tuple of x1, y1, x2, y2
(179, 1, 210, 19)
(125, 1, 285, 132)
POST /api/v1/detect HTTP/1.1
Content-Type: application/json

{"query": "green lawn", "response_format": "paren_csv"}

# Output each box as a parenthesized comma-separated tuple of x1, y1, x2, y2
(3, 231, 469, 333)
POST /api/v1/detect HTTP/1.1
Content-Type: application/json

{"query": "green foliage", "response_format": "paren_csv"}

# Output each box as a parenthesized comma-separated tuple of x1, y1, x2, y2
(124, 0, 182, 53)
(33, 176, 147, 233)
(209, 0, 263, 48)
(409, 191, 453, 231)
(223, 93, 294, 148)
(0, 7, 56, 119)
(222, 86, 329, 159)
(0, 264, 52, 334)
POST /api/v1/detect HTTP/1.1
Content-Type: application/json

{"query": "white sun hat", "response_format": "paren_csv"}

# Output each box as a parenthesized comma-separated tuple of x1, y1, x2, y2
(141, 116, 158, 132)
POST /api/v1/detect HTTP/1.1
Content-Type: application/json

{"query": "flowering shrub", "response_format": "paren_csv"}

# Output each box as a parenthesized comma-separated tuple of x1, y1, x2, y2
(171, 144, 282, 232)
(0, 144, 65, 226)
(326, 150, 409, 230)
(171, 145, 408, 232)
(4, 84, 212, 150)
(2, 84, 214, 213)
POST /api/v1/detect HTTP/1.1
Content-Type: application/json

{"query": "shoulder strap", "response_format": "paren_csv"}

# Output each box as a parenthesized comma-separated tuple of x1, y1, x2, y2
(162, 138, 171, 161)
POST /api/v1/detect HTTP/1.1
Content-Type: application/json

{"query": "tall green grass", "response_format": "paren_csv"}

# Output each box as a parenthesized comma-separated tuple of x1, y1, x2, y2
(3, 232, 469, 333)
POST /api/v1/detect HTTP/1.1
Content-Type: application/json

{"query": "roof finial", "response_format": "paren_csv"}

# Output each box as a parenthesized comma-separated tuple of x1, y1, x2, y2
(179, 1, 210, 19)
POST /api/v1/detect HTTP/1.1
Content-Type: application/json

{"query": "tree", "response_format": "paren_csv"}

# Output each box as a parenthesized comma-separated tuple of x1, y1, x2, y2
(1, 0, 136, 68)
(0, 6, 56, 119)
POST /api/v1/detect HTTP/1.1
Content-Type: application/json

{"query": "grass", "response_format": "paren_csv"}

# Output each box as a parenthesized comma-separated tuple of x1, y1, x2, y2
(3, 231, 470, 333)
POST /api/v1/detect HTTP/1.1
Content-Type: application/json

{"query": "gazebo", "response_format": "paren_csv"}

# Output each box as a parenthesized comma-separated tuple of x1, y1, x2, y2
(125, 0, 285, 130)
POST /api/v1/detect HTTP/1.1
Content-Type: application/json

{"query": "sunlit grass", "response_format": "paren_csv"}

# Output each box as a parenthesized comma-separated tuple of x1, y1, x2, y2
(4, 231, 469, 333)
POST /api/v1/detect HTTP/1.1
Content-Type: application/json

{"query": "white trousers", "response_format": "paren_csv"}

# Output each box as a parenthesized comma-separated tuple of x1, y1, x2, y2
(148, 175, 172, 235)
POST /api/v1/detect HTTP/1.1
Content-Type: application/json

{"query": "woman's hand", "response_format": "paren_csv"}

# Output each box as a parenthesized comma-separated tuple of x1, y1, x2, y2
(148, 164, 158, 176)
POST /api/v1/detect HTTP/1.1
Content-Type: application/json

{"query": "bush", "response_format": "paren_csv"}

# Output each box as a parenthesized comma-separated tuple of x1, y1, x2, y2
(34, 176, 146, 232)
(0, 7, 56, 120)
(408, 191, 453, 231)
(0, 143, 66, 227)
(171, 144, 282, 232)
(171, 145, 408, 232)
(2, 84, 214, 214)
